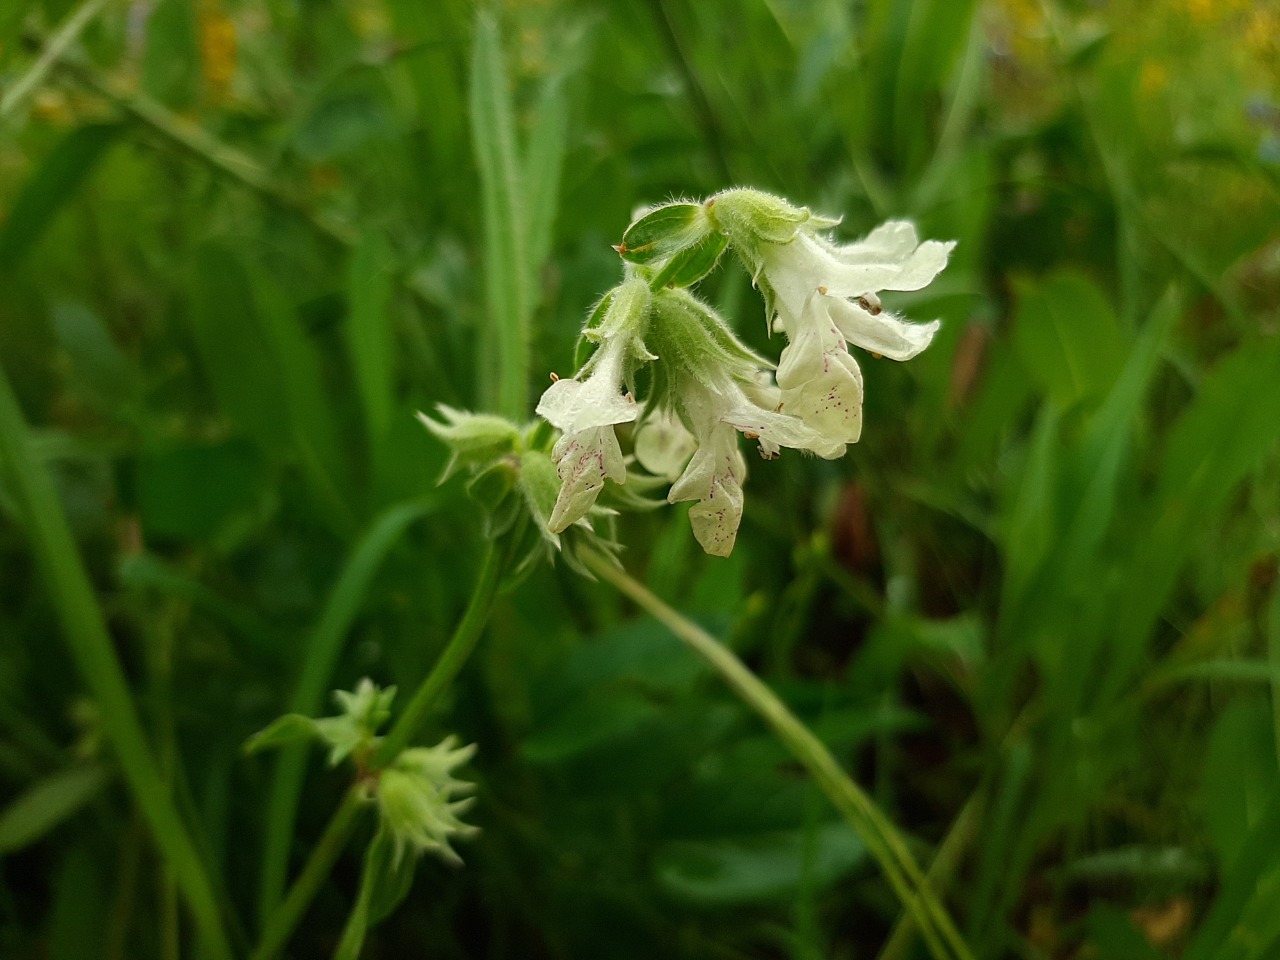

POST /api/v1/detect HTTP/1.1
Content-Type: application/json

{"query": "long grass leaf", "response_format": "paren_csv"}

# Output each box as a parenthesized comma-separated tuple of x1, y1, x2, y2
(257, 499, 433, 924)
(470, 9, 530, 419)
(0, 364, 234, 960)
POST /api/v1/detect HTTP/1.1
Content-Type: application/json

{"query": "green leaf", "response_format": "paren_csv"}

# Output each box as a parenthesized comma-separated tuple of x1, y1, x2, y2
(140, 0, 200, 108)
(135, 439, 263, 542)
(188, 245, 349, 531)
(0, 764, 107, 853)
(242, 715, 321, 756)
(49, 302, 138, 411)
(346, 233, 396, 445)
(1104, 334, 1280, 695)
(0, 124, 117, 273)
(471, 8, 531, 420)
(1011, 271, 1128, 408)
(522, 21, 588, 275)
(654, 821, 866, 905)
(1086, 906, 1164, 960)
(335, 826, 417, 960)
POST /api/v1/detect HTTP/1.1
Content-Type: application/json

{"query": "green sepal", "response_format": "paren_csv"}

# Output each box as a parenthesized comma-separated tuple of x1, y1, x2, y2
(648, 230, 729, 290)
(335, 825, 419, 960)
(243, 714, 322, 756)
(618, 202, 708, 264)
(465, 459, 522, 539)
(243, 679, 396, 767)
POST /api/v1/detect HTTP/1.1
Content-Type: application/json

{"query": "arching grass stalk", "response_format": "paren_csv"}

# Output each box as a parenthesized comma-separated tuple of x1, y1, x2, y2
(583, 549, 975, 960)
(250, 536, 510, 960)
(0, 365, 235, 960)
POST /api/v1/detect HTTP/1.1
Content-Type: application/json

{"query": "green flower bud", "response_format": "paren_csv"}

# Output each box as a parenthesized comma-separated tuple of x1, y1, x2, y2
(244, 678, 396, 767)
(376, 736, 479, 865)
(416, 405, 521, 481)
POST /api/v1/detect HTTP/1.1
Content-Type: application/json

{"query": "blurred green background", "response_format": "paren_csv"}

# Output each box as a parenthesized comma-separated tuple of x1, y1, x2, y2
(2, 0, 1279, 957)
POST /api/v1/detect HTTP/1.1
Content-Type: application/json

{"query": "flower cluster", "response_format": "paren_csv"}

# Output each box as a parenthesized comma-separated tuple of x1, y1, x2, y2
(535, 189, 953, 557)
(377, 736, 479, 865)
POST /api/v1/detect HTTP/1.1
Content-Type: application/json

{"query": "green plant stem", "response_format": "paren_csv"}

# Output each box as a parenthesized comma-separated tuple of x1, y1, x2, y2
(251, 786, 367, 960)
(258, 500, 434, 924)
(0, 0, 112, 119)
(0, 364, 234, 960)
(583, 550, 975, 960)
(374, 541, 505, 767)
(251, 539, 507, 958)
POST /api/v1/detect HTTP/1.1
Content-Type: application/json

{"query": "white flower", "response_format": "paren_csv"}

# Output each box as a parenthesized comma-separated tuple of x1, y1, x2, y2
(774, 291, 865, 444)
(535, 338, 638, 532)
(633, 408, 697, 482)
(664, 374, 843, 556)
(757, 220, 952, 445)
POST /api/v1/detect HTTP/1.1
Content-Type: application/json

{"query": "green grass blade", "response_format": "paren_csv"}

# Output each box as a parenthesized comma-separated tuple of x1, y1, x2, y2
(346, 233, 396, 449)
(257, 499, 433, 925)
(1103, 335, 1280, 700)
(0, 123, 117, 272)
(521, 21, 588, 276)
(0, 362, 234, 960)
(470, 8, 531, 419)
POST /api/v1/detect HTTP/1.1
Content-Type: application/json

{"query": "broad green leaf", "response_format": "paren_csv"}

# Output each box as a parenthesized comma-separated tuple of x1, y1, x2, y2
(521, 692, 660, 764)
(1185, 788, 1280, 960)
(654, 821, 866, 905)
(1200, 697, 1277, 870)
(292, 69, 397, 162)
(0, 124, 117, 273)
(0, 764, 107, 853)
(188, 246, 293, 453)
(1011, 271, 1128, 409)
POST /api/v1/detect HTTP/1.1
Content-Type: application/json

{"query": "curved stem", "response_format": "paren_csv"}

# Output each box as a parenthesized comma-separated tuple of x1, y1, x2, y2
(373, 540, 505, 767)
(251, 538, 508, 958)
(251, 786, 368, 960)
(583, 550, 974, 960)
(0, 364, 234, 960)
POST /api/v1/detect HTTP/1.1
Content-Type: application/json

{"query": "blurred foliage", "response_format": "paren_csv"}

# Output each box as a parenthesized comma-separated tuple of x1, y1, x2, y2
(1, 0, 1279, 958)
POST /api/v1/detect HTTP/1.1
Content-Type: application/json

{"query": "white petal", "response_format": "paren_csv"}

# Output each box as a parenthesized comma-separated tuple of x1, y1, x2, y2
(668, 444, 718, 504)
(778, 348, 864, 445)
(634, 412, 696, 481)
(828, 297, 941, 361)
(775, 314, 829, 391)
(763, 232, 954, 316)
(547, 426, 625, 532)
(723, 405, 847, 459)
(811, 232, 955, 296)
(535, 342, 638, 434)
(838, 220, 920, 260)
(688, 473, 744, 557)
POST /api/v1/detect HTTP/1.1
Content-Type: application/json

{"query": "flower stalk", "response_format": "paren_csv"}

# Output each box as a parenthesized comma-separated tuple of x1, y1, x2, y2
(583, 549, 975, 960)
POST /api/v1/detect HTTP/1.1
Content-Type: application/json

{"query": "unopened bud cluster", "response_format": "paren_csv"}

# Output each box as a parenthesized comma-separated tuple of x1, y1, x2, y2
(536, 188, 954, 556)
